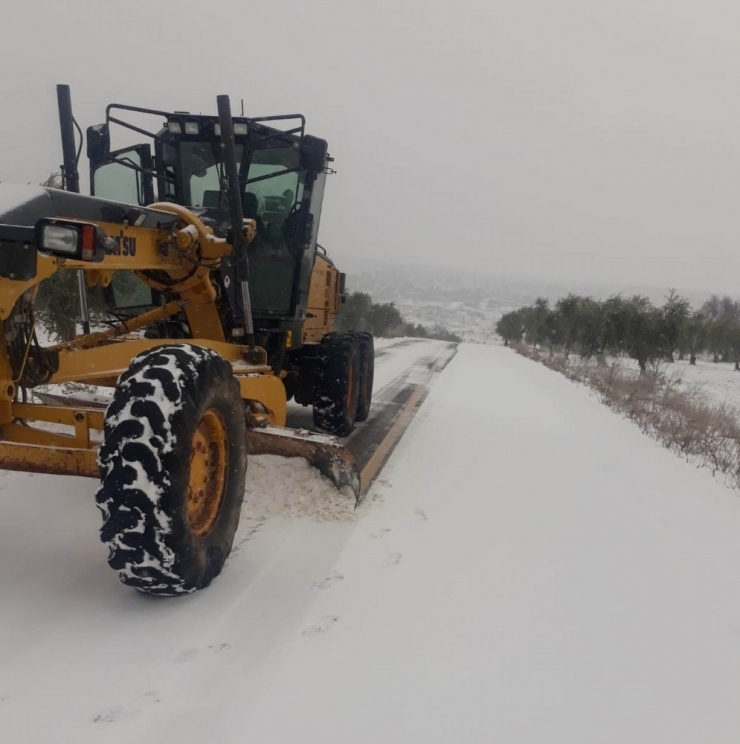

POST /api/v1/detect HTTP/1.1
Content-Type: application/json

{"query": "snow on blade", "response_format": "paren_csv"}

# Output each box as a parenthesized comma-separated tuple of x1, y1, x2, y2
(243, 454, 356, 522)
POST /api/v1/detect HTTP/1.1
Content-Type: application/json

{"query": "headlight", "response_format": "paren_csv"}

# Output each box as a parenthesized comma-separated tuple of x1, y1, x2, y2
(167, 121, 182, 134)
(214, 122, 247, 136)
(184, 121, 200, 135)
(35, 220, 106, 262)
(39, 224, 79, 255)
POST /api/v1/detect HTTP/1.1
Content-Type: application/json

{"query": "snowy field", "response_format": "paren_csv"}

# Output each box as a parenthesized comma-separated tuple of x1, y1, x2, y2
(587, 354, 740, 411)
(670, 357, 740, 409)
(1, 343, 740, 742)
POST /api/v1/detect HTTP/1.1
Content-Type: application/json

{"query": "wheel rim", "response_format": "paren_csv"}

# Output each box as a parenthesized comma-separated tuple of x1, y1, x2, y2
(187, 408, 228, 538)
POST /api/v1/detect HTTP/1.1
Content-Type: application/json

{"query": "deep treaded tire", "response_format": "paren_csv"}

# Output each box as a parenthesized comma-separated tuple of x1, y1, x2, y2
(354, 332, 374, 423)
(313, 333, 360, 436)
(96, 345, 248, 596)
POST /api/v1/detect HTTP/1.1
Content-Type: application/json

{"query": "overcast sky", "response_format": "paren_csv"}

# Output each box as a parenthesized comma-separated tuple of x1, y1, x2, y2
(4, 0, 740, 294)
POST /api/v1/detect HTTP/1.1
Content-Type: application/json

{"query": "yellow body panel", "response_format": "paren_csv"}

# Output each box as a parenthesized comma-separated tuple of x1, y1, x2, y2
(50, 338, 264, 385)
(303, 254, 342, 343)
(0, 442, 99, 478)
(238, 374, 287, 427)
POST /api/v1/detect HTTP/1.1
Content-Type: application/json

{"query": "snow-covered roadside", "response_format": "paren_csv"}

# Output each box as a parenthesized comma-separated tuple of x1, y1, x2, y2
(576, 354, 740, 411)
(515, 346, 740, 493)
(670, 357, 740, 408)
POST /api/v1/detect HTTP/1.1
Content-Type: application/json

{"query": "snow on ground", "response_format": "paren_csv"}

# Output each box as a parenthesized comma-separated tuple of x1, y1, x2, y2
(372, 336, 403, 350)
(1, 343, 740, 742)
(589, 354, 740, 410)
(670, 357, 740, 409)
(395, 298, 500, 344)
(371, 337, 450, 389)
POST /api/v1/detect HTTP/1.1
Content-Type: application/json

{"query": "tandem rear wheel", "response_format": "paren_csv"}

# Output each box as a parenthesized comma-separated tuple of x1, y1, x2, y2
(313, 331, 374, 436)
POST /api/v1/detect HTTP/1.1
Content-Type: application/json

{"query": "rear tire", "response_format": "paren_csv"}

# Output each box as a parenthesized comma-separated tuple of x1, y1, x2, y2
(354, 332, 374, 422)
(96, 344, 248, 596)
(313, 333, 360, 436)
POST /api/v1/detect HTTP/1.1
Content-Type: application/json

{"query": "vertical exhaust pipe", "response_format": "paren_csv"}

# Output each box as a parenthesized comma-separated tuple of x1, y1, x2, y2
(56, 85, 80, 194)
(56, 84, 90, 336)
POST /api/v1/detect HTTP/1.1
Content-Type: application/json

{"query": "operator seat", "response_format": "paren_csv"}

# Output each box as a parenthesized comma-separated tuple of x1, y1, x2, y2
(241, 192, 265, 232)
(202, 190, 220, 209)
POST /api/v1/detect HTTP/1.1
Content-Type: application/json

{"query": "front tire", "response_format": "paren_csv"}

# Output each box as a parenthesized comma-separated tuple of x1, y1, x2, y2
(96, 344, 248, 596)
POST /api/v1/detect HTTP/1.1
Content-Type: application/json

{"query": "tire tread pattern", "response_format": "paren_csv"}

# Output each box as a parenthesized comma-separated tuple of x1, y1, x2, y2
(96, 344, 246, 596)
(313, 333, 360, 436)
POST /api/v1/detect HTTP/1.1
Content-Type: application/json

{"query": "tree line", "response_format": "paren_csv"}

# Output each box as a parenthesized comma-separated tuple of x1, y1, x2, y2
(336, 291, 462, 342)
(496, 292, 740, 373)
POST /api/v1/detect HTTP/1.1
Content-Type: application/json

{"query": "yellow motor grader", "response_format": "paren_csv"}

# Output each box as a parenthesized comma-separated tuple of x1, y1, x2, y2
(0, 86, 374, 595)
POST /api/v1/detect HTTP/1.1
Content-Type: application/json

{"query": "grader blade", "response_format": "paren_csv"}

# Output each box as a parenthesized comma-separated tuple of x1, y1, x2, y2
(246, 426, 361, 505)
(33, 391, 361, 504)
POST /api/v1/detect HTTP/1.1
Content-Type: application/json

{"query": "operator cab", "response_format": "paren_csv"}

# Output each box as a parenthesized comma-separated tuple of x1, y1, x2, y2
(86, 105, 331, 353)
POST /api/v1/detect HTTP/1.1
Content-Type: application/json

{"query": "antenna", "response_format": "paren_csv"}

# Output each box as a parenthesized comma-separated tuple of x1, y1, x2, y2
(241, 99, 244, 116)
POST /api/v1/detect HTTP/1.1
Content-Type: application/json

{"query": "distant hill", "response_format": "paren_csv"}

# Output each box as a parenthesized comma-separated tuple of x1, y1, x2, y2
(339, 257, 715, 344)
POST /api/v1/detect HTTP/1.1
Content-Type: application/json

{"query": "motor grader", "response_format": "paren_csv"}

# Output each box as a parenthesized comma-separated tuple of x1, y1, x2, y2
(0, 86, 374, 595)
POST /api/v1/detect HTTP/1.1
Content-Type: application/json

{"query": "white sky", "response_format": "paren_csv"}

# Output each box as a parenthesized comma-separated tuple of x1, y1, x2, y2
(4, 0, 740, 294)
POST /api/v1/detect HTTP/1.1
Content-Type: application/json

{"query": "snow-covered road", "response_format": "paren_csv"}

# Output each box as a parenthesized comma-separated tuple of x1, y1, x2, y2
(2, 343, 740, 742)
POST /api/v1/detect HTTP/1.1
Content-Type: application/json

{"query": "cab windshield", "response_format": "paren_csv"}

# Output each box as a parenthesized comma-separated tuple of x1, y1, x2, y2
(180, 141, 307, 315)
(181, 141, 238, 208)
(181, 141, 303, 234)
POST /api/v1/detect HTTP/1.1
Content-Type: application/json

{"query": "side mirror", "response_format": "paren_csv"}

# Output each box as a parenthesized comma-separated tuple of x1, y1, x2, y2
(86, 123, 110, 165)
(301, 135, 328, 172)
